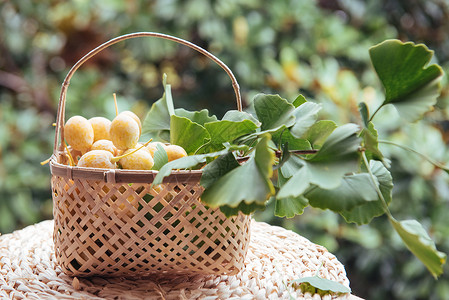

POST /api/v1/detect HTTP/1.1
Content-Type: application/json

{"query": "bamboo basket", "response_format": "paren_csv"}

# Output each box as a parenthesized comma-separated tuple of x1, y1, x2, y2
(50, 32, 251, 278)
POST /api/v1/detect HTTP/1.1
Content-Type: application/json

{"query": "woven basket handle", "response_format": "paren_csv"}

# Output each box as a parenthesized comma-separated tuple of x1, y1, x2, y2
(54, 32, 242, 154)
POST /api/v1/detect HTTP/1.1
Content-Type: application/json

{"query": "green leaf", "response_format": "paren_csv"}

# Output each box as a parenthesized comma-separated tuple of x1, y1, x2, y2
(369, 39, 443, 121)
(290, 276, 351, 294)
(272, 129, 312, 151)
(275, 170, 309, 218)
(222, 110, 261, 126)
(291, 94, 307, 108)
(280, 155, 305, 178)
(174, 108, 218, 125)
(170, 115, 210, 154)
(274, 195, 309, 218)
(201, 152, 240, 189)
(201, 134, 275, 208)
(290, 102, 322, 138)
(360, 122, 384, 161)
(219, 202, 267, 217)
(141, 77, 174, 142)
(340, 160, 393, 224)
(391, 218, 447, 278)
(304, 120, 337, 148)
(306, 124, 361, 189)
(204, 119, 259, 151)
(151, 144, 169, 171)
(358, 102, 369, 128)
(306, 174, 378, 212)
(277, 166, 310, 199)
(153, 148, 233, 185)
(254, 94, 296, 131)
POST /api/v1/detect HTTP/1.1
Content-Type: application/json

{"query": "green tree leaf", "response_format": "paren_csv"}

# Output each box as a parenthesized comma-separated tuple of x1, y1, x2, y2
(303, 120, 337, 148)
(170, 115, 210, 154)
(204, 119, 259, 152)
(201, 152, 240, 189)
(291, 94, 307, 108)
(151, 143, 168, 171)
(360, 122, 384, 161)
(141, 76, 174, 142)
(290, 102, 322, 138)
(277, 166, 310, 199)
(274, 195, 309, 218)
(219, 202, 267, 217)
(275, 170, 309, 218)
(280, 154, 305, 178)
(201, 134, 275, 208)
(306, 173, 378, 212)
(153, 148, 233, 185)
(340, 160, 393, 224)
(305, 124, 361, 189)
(391, 219, 447, 278)
(272, 129, 312, 151)
(254, 94, 296, 131)
(174, 108, 218, 125)
(290, 276, 351, 294)
(222, 110, 261, 126)
(358, 102, 369, 128)
(369, 39, 443, 121)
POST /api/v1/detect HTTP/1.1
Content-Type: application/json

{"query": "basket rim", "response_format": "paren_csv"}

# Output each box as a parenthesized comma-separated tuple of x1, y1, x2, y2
(50, 156, 202, 183)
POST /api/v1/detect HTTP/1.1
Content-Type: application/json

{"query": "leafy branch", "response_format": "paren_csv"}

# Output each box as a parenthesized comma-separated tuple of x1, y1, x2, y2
(142, 39, 447, 278)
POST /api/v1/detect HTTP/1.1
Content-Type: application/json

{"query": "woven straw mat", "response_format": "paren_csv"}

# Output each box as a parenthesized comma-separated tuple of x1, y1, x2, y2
(0, 220, 352, 300)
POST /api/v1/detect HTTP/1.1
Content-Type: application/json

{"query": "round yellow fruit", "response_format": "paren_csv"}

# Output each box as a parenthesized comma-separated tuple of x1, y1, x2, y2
(119, 148, 154, 170)
(165, 144, 188, 162)
(77, 150, 116, 169)
(146, 142, 167, 157)
(109, 113, 140, 150)
(91, 139, 118, 155)
(89, 117, 111, 142)
(121, 111, 142, 135)
(64, 116, 94, 152)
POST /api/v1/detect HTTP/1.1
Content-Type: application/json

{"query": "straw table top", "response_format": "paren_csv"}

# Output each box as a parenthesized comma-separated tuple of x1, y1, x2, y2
(0, 220, 362, 299)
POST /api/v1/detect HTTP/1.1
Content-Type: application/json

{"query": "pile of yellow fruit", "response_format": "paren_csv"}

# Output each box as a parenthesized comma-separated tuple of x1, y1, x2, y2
(63, 110, 187, 170)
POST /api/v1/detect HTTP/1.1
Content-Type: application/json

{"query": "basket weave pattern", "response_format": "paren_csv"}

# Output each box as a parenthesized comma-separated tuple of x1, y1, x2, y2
(51, 172, 251, 277)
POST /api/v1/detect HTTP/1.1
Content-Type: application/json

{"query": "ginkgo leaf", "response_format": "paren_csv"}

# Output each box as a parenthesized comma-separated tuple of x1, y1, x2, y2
(290, 102, 322, 138)
(222, 110, 261, 126)
(360, 122, 384, 161)
(303, 120, 337, 148)
(290, 276, 351, 294)
(201, 152, 240, 189)
(174, 108, 218, 125)
(141, 76, 174, 142)
(369, 39, 443, 122)
(272, 129, 312, 151)
(151, 143, 168, 171)
(204, 119, 259, 152)
(291, 94, 307, 108)
(277, 166, 310, 199)
(340, 160, 393, 225)
(391, 218, 446, 278)
(306, 173, 378, 212)
(305, 124, 361, 189)
(254, 94, 296, 131)
(170, 115, 210, 155)
(275, 170, 309, 218)
(201, 134, 275, 208)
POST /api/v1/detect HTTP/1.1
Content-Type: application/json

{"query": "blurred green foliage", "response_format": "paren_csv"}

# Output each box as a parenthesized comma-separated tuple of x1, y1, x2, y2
(1, 0, 449, 299)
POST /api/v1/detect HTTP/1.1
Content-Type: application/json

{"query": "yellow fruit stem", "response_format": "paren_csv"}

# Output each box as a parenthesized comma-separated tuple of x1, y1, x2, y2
(40, 157, 51, 165)
(113, 93, 119, 117)
(64, 141, 76, 166)
(111, 139, 152, 163)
